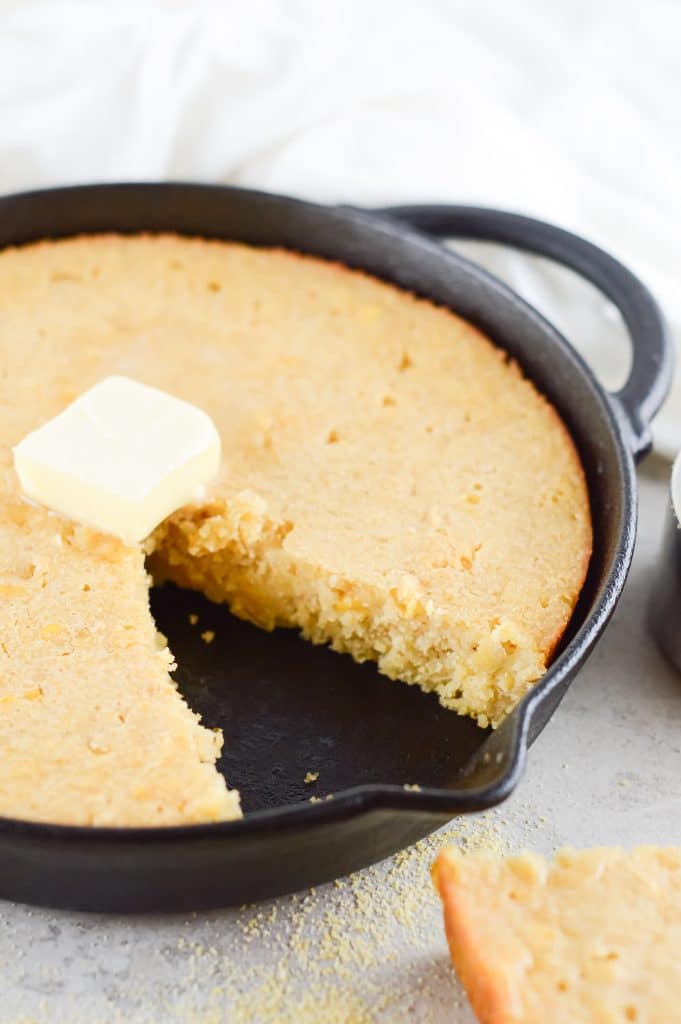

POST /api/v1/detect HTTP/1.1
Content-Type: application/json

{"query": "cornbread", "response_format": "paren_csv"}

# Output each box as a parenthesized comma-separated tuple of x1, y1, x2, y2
(433, 846, 681, 1024)
(0, 234, 591, 825)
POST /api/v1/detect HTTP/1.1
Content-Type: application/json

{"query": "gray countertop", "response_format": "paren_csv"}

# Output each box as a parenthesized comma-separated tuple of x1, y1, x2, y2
(2, 457, 680, 1024)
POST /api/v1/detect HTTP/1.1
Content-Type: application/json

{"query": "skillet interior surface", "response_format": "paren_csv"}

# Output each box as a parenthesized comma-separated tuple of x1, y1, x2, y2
(0, 184, 650, 910)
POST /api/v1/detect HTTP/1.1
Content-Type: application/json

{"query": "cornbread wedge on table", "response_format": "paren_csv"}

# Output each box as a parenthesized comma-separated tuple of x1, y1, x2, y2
(433, 847, 681, 1024)
(0, 235, 591, 825)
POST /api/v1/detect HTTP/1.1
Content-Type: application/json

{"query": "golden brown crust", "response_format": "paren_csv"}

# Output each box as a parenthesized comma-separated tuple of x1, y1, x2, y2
(432, 856, 512, 1024)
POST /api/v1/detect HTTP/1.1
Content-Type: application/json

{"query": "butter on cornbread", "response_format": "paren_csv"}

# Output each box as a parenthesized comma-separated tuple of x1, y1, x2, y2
(433, 846, 681, 1024)
(13, 375, 221, 544)
(0, 235, 591, 825)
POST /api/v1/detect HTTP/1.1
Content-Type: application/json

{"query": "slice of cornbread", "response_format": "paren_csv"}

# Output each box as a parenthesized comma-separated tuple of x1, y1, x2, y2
(0, 234, 591, 825)
(433, 847, 681, 1024)
(0, 505, 240, 825)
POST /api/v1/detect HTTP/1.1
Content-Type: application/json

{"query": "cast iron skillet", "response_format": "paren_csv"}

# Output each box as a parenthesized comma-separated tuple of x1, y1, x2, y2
(0, 184, 671, 912)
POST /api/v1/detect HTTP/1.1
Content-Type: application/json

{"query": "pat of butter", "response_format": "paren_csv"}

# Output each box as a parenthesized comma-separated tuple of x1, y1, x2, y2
(13, 375, 221, 544)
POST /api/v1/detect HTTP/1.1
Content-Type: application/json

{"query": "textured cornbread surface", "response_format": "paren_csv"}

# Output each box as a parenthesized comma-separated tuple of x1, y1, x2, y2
(433, 847, 681, 1024)
(0, 234, 590, 825)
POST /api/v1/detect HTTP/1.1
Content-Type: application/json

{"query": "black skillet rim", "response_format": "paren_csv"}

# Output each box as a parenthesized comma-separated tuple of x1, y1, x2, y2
(0, 183, 645, 843)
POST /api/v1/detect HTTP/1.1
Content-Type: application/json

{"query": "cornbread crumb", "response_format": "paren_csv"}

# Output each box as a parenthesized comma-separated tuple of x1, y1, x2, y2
(304, 771, 319, 784)
(200, 630, 215, 645)
(219, 813, 509, 1022)
(189, 613, 199, 626)
(433, 846, 681, 1024)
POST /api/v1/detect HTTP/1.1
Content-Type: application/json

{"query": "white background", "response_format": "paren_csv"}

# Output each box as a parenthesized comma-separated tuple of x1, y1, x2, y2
(0, 0, 679, 448)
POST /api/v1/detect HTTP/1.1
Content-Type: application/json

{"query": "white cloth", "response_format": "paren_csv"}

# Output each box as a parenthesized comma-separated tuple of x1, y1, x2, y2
(0, 0, 679, 453)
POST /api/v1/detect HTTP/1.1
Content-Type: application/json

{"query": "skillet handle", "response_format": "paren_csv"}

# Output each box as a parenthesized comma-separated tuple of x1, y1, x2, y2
(376, 205, 672, 460)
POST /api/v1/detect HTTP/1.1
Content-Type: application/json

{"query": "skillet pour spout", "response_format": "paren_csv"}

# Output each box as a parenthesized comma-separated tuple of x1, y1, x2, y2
(0, 185, 671, 912)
